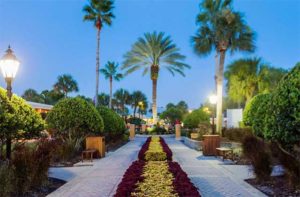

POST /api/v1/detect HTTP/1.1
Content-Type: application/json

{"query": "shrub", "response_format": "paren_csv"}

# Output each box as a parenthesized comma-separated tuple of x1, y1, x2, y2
(0, 162, 14, 196)
(127, 117, 145, 125)
(242, 135, 272, 181)
(46, 97, 103, 139)
(183, 107, 210, 129)
(151, 126, 168, 135)
(223, 128, 253, 142)
(243, 94, 271, 137)
(97, 106, 126, 141)
(264, 63, 300, 147)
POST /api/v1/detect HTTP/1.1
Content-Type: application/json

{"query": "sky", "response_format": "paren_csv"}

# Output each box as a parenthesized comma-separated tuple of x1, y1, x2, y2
(0, 0, 299, 109)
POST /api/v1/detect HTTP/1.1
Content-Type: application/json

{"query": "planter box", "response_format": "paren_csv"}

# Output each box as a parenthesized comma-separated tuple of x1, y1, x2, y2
(202, 135, 220, 156)
(86, 136, 105, 158)
(182, 137, 202, 151)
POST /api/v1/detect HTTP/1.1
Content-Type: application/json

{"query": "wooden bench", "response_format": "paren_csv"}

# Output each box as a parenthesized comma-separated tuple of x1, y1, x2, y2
(216, 147, 233, 161)
(81, 149, 97, 162)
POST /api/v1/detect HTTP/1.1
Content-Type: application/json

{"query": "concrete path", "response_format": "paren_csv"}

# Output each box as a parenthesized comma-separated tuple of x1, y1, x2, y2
(165, 138, 266, 197)
(47, 137, 146, 197)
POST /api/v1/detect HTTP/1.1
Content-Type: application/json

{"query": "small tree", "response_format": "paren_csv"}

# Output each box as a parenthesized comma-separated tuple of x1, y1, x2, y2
(0, 88, 44, 159)
(183, 108, 210, 129)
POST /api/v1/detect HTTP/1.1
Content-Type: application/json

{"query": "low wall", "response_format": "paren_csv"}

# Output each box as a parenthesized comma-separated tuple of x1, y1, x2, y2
(182, 137, 242, 151)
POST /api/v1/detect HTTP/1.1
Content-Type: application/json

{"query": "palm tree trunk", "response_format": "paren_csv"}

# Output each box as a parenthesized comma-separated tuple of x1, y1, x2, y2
(216, 50, 225, 135)
(109, 77, 112, 109)
(152, 78, 158, 124)
(95, 28, 100, 107)
(133, 106, 137, 118)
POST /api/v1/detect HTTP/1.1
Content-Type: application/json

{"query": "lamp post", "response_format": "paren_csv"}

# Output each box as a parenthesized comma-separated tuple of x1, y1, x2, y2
(0, 45, 20, 159)
(209, 94, 217, 134)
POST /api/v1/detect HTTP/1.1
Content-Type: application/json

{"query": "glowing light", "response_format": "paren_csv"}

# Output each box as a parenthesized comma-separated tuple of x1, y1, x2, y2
(209, 94, 217, 104)
(0, 46, 20, 79)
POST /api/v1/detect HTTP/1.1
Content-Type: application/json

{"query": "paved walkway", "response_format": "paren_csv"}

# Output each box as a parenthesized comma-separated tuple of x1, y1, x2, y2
(165, 138, 266, 197)
(48, 137, 146, 197)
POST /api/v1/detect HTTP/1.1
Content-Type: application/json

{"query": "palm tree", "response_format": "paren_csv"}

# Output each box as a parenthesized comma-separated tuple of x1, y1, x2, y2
(113, 88, 131, 117)
(83, 0, 115, 106)
(130, 91, 147, 117)
(192, 0, 255, 134)
(100, 61, 123, 108)
(22, 88, 44, 103)
(97, 92, 110, 107)
(122, 32, 190, 123)
(54, 74, 79, 97)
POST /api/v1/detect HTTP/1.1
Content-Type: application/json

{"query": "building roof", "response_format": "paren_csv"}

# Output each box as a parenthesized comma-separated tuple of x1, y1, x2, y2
(27, 101, 53, 110)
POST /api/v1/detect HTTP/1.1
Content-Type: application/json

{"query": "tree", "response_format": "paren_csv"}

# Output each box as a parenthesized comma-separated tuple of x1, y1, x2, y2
(40, 89, 64, 105)
(130, 91, 147, 117)
(122, 32, 190, 123)
(22, 88, 44, 103)
(183, 107, 210, 129)
(98, 92, 110, 107)
(192, 0, 255, 134)
(54, 74, 79, 97)
(0, 88, 44, 159)
(113, 88, 131, 117)
(100, 61, 123, 108)
(83, 0, 115, 106)
(160, 107, 184, 124)
(225, 58, 287, 106)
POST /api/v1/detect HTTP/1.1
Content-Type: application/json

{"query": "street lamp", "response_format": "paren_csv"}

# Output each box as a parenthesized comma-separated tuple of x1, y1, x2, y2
(0, 45, 20, 159)
(209, 94, 217, 134)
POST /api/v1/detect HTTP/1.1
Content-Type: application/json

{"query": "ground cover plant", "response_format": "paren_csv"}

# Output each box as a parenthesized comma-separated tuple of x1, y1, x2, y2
(115, 136, 200, 197)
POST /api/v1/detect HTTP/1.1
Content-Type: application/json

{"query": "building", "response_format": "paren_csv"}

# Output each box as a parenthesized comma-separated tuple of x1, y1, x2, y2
(27, 101, 53, 113)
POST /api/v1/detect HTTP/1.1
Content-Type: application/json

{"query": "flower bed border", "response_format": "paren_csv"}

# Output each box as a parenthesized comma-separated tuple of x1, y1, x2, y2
(160, 137, 173, 161)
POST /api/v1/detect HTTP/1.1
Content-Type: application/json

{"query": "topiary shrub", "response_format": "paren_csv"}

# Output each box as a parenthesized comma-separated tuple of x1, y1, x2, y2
(97, 106, 126, 141)
(46, 97, 103, 139)
(242, 135, 272, 181)
(264, 63, 300, 148)
(243, 93, 271, 137)
(183, 107, 209, 129)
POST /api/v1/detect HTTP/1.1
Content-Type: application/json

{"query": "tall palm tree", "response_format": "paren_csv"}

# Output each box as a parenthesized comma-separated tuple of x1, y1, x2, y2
(113, 88, 131, 117)
(100, 61, 123, 108)
(83, 0, 115, 106)
(97, 92, 110, 107)
(130, 91, 147, 117)
(122, 32, 190, 123)
(54, 74, 79, 97)
(192, 0, 255, 134)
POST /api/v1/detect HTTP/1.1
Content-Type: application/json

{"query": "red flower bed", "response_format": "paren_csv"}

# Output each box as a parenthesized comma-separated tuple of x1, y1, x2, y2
(138, 137, 151, 161)
(168, 162, 200, 197)
(114, 160, 145, 197)
(160, 137, 173, 161)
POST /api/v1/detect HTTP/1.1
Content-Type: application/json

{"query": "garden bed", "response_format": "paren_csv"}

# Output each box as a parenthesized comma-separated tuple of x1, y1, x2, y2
(245, 175, 300, 196)
(115, 136, 200, 197)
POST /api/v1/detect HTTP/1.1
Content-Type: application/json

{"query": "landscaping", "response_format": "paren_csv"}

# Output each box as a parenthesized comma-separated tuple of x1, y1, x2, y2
(115, 137, 200, 197)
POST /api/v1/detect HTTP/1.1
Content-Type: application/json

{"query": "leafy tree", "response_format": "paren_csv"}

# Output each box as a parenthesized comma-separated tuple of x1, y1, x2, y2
(122, 32, 190, 123)
(40, 89, 64, 105)
(130, 91, 147, 117)
(176, 100, 188, 113)
(160, 107, 184, 124)
(192, 0, 255, 134)
(76, 95, 93, 104)
(97, 106, 126, 141)
(46, 97, 103, 140)
(183, 107, 210, 129)
(225, 58, 287, 106)
(113, 88, 131, 117)
(54, 74, 79, 97)
(22, 88, 44, 103)
(98, 92, 110, 107)
(0, 88, 44, 159)
(83, 0, 115, 106)
(100, 61, 123, 108)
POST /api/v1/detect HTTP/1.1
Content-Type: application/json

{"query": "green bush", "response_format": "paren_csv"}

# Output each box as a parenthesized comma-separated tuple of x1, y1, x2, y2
(223, 128, 253, 142)
(97, 107, 126, 141)
(127, 117, 145, 125)
(183, 107, 210, 129)
(46, 97, 103, 139)
(264, 63, 300, 147)
(0, 87, 45, 141)
(242, 135, 272, 181)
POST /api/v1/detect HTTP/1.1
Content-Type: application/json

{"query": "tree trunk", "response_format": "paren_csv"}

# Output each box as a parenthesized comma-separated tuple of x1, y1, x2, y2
(214, 52, 219, 89)
(109, 77, 112, 109)
(152, 78, 158, 124)
(133, 105, 137, 118)
(216, 50, 226, 135)
(95, 28, 100, 107)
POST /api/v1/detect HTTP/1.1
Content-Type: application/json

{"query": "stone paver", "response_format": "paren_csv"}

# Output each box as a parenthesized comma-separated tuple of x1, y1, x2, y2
(164, 138, 267, 197)
(47, 137, 146, 197)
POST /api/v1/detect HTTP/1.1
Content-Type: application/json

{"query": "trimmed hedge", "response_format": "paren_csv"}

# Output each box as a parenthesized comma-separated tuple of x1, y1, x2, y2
(46, 97, 103, 138)
(97, 106, 126, 139)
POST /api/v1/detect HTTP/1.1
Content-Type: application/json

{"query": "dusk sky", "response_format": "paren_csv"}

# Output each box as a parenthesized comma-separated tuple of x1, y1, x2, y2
(0, 0, 299, 109)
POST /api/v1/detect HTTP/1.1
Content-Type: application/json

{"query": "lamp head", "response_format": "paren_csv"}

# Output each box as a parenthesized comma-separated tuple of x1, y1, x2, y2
(0, 45, 20, 80)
